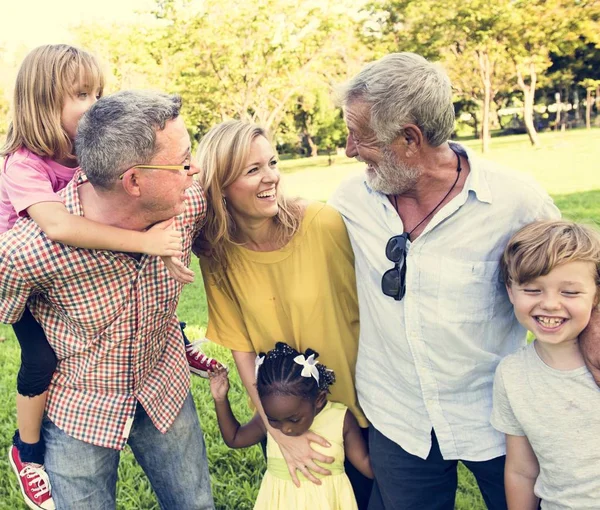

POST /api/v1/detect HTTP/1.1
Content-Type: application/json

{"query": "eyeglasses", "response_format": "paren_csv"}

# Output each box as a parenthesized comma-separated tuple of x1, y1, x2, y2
(381, 232, 409, 301)
(118, 164, 191, 180)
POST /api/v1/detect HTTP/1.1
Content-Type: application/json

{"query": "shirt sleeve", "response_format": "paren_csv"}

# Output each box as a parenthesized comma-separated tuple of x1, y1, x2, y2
(490, 361, 525, 436)
(199, 256, 254, 352)
(0, 237, 33, 323)
(184, 181, 207, 242)
(319, 204, 355, 264)
(534, 195, 561, 222)
(3, 158, 63, 217)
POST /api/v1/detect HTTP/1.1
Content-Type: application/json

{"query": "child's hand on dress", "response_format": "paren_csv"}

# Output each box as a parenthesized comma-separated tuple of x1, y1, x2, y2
(208, 365, 230, 402)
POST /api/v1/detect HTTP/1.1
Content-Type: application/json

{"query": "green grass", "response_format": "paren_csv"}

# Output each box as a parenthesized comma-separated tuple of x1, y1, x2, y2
(0, 128, 599, 509)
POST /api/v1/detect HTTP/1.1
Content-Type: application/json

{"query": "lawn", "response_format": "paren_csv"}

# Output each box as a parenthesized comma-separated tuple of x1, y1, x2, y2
(0, 128, 598, 509)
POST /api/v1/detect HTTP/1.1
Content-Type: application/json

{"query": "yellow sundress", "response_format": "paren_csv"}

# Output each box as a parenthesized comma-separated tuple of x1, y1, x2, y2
(253, 401, 358, 510)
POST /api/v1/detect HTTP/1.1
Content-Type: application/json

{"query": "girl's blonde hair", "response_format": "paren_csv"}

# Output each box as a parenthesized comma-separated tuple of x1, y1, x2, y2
(195, 120, 303, 284)
(501, 220, 600, 288)
(1, 44, 104, 161)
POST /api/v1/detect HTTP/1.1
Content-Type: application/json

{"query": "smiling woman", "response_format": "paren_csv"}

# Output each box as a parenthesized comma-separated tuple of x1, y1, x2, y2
(193, 120, 373, 509)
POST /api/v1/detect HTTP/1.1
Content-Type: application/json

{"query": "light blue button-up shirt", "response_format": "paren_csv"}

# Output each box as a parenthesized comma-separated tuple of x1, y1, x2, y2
(329, 145, 560, 461)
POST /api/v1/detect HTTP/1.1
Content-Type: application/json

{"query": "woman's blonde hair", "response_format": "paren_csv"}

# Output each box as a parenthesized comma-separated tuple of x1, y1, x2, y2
(195, 120, 303, 283)
(501, 220, 600, 288)
(1, 44, 104, 161)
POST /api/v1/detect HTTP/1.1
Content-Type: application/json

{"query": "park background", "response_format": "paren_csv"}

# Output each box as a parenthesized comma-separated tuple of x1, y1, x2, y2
(1, 0, 600, 508)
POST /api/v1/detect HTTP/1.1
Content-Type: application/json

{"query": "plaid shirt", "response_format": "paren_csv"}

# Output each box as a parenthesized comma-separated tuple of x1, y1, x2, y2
(0, 171, 206, 449)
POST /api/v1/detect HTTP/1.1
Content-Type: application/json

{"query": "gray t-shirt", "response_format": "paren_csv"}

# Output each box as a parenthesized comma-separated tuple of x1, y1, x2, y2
(491, 342, 600, 509)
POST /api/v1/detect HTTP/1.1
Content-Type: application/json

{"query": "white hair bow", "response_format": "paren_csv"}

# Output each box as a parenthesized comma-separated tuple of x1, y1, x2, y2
(254, 355, 265, 379)
(293, 354, 319, 384)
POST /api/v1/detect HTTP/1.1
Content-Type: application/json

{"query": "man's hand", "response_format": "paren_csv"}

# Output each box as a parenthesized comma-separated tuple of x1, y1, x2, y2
(580, 307, 600, 387)
(272, 429, 334, 487)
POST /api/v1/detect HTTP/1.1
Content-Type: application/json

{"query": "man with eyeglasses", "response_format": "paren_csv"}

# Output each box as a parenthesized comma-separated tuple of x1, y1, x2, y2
(329, 53, 560, 509)
(0, 90, 214, 509)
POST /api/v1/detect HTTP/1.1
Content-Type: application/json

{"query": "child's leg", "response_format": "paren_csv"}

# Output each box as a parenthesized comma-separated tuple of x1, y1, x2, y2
(13, 306, 57, 463)
(180, 321, 191, 347)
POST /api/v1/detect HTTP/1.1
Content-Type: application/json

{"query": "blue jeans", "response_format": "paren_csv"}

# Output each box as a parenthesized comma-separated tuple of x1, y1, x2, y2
(43, 393, 214, 509)
(368, 427, 506, 510)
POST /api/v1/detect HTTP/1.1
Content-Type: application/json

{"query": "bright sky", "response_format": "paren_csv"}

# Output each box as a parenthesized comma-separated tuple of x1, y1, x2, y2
(1, 0, 154, 55)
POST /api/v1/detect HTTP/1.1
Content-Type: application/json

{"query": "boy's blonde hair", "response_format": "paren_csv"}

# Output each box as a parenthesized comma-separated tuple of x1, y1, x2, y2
(194, 120, 303, 285)
(1, 44, 104, 161)
(501, 220, 600, 288)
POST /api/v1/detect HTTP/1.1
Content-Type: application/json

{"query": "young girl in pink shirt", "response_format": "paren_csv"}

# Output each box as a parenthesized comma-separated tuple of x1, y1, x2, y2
(1, 44, 194, 510)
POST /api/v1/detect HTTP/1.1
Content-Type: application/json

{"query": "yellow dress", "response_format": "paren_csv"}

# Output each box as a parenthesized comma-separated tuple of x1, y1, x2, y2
(253, 401, 358, 510)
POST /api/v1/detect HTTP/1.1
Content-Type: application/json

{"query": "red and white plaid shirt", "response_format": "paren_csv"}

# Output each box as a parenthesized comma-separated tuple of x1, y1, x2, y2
(0, 171, 206, 449)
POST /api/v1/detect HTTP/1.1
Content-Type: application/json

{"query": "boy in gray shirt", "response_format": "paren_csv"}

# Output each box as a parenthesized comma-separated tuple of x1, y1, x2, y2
(491, 220, 600, 509)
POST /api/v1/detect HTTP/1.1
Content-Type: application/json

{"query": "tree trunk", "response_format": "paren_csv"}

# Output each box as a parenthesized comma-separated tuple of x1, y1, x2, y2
(477, 51, 492, 154)
(303, 131, 318, 157)
(516, 63, 540, 148)
(554, 91, 561, 131)
(586, 89, 593, 130)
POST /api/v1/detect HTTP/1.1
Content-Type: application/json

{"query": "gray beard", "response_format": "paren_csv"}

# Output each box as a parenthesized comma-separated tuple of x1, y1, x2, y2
(366, 149, 422, 195)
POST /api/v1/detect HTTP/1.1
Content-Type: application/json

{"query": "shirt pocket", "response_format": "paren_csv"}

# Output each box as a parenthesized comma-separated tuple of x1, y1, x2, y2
(438, 258, 499, 323)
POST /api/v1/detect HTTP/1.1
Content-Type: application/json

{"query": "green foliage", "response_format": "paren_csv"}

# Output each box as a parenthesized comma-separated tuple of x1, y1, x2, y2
(70, 0, 371, 148)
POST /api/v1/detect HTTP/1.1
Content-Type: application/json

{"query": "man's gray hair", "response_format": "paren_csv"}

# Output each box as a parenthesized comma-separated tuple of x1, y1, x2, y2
(76, 90, 182, 189)
(339, 53, 455, 147)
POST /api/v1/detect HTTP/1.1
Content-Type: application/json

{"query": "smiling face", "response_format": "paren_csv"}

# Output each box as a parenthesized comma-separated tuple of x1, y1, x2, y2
(261, 392, 326, 437)
(508, 260, 599, 346)
(344, 99, 421, 195)
(222, 135, 280, 222)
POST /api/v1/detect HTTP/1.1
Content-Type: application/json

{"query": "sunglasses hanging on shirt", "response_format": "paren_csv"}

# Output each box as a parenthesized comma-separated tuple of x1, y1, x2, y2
(381, 146, 462, 301)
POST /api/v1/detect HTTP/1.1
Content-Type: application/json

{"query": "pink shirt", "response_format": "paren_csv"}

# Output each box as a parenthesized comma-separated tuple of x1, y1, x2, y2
(0, 147, 77, 233)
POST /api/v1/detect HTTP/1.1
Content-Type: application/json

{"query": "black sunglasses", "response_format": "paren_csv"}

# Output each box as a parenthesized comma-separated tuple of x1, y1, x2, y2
(381, 232, 409, 301)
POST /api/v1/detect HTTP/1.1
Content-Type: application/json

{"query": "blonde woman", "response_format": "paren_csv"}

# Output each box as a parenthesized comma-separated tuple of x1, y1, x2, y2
(195, 120, 372, 508)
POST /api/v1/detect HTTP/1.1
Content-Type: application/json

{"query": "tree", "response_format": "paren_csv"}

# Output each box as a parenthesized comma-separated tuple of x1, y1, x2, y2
(151, 0, 368, 139)
(580, 78, 600, 129)
(365, 0, 514, 153)
(505, 0, 600, 147)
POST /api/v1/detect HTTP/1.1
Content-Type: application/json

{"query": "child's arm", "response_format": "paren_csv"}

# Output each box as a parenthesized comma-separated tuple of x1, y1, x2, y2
(27, 202, 181, 255)
(342, 410, 374, 479)
(27, 202, 195, 283)
(505, 434, 540, 510)
(209, 366, 266, 449)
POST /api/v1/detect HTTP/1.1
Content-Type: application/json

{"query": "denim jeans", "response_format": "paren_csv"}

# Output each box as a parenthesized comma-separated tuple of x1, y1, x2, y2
(43, 393, 214, 509)
(368, 427, 507, 510)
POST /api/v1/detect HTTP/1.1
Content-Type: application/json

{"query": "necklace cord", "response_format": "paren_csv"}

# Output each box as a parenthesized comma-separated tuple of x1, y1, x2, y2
(392, 146, 462, 240)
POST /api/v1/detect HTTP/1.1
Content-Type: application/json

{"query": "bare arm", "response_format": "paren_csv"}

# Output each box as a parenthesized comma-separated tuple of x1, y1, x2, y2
(342, 410, 373, 479)
(27, 202, 196, 283)
(505, 434, 540, 510)
(232, 350, 334, 487)
(27, 202, 182, 256)
(209, 366, 266, 448)
(580, 307, 600, 386)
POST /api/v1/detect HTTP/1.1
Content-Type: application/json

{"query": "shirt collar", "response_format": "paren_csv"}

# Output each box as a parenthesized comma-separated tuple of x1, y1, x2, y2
(455, 142, 492, 205)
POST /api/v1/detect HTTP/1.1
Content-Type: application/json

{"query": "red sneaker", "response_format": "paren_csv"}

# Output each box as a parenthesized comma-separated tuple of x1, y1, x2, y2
(8, 445, 55, 510)
(185, 340, 224, 378)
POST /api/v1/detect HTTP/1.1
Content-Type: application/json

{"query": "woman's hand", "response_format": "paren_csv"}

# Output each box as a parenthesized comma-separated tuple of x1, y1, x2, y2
(271, 428, 334, 487)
